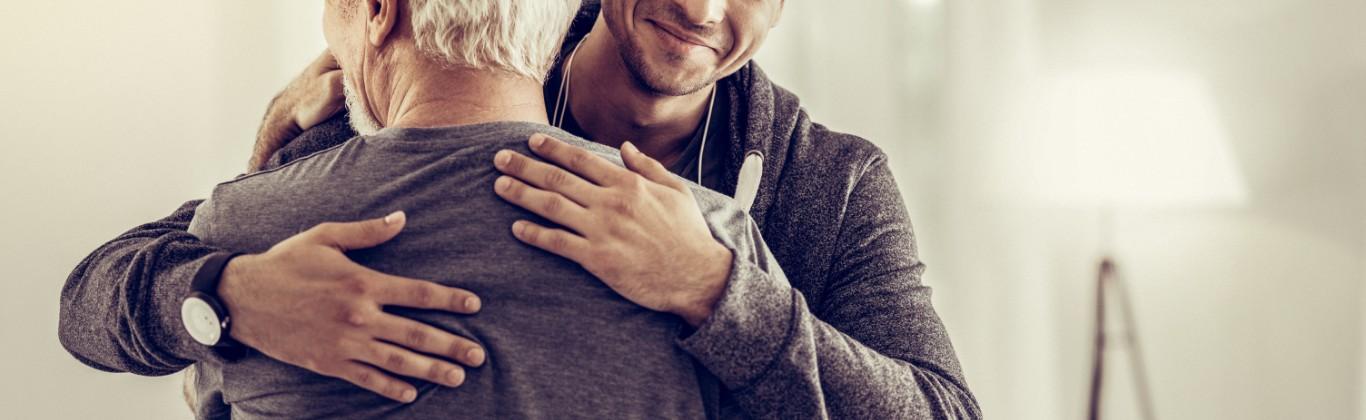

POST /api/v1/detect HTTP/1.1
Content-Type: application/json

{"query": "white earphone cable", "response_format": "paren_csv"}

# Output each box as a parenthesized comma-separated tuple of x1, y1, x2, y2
(695, 84, 717, 185)
(552, 33, 717, 186)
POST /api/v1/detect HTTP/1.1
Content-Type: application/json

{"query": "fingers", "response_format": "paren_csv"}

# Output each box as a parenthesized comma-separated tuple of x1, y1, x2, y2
(310, 211, 406, 251)
(357, 340, 468, 391)
(369, 273, 482, 315)
(311, 49, 341, 74)
(296, 70, 345, 129)
(332, 361, 418, 403)
(493, 149, 602, 205)
(321, 71, 344, 100)
(527, 133, 628, 186)
(493, 176, 593, 232)
(372, 315, 486, 368)
(621, 141, 688, 190)
(511, 220, 591, 262)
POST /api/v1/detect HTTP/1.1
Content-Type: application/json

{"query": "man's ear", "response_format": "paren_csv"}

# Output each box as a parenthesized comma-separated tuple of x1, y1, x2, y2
(364, 0, 400, 48)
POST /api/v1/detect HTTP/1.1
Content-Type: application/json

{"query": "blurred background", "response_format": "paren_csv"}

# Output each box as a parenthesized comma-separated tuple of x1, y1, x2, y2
(1, 1, 1362, 419)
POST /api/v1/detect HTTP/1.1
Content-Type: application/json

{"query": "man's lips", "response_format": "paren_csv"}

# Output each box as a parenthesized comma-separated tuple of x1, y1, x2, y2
(647, 19, 720, 52)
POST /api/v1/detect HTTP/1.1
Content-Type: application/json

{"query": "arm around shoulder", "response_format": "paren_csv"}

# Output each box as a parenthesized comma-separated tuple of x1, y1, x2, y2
(678, 153, 981, 419)
(58, 200, 228, 375)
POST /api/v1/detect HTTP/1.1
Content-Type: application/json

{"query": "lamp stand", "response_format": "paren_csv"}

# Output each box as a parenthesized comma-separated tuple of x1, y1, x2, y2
(1086, 256, 1158, 420)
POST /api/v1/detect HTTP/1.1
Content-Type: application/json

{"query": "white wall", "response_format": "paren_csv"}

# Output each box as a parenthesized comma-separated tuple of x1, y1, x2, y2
(1039, 3, 1365, 419)
(0, 1, 322, 418)
(758, 0, 1365, 419)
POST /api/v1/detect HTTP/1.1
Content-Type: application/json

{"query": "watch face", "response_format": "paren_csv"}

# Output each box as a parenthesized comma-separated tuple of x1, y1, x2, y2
(182, 297, 223, 346)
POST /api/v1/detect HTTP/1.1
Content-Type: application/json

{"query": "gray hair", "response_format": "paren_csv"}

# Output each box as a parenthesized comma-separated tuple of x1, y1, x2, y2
(408, 0, 580, 83)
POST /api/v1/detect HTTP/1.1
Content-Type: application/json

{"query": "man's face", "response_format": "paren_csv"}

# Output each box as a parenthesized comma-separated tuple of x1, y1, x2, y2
(323, 0, 384, 134)
(600, 0, 784, 96)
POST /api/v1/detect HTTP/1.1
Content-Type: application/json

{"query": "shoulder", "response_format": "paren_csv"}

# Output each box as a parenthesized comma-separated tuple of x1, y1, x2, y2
(782, 112, 890, 198)
(189, 137, 373, 249)
(197, 137, 363, 223)
(743, 63, 889, 186)
(806, 121, 887, 173)
(266, 115, 359, 170)
(222, 136, 363, 190)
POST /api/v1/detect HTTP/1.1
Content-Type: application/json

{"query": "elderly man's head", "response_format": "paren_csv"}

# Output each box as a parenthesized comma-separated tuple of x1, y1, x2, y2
(323, 0, 579, 134)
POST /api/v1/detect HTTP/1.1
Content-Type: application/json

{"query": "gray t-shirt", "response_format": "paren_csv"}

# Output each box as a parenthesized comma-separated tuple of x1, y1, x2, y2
(186, 122, 762, 419)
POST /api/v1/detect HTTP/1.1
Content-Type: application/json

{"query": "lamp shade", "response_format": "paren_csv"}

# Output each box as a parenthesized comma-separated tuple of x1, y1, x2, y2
(1011, 71, 1247, 208)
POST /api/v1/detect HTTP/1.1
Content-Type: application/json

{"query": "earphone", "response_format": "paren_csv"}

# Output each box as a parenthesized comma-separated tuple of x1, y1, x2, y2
(552, 34, 716, 185)
(552, 34, 763, 213)
(694, 85, 717, 185)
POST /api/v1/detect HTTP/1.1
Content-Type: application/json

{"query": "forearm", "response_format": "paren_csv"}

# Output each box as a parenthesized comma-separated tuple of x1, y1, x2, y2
(58, 200, 224, 375)
(58, 102, 359, 376)
(679, 155, 978, 419)
(679, 259, 979, 419)
(263, 112, 356, 169)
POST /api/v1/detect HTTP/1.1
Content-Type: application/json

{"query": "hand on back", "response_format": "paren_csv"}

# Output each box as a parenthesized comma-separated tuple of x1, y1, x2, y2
(219, 212, 485, 402)
(492, 134, 733, 327)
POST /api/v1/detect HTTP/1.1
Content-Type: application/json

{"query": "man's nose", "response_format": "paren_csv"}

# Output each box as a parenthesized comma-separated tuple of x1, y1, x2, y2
(675, 0, 725, 26)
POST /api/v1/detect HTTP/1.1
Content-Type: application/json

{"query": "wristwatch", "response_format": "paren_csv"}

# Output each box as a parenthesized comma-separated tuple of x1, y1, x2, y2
(181, 252, 245, 348)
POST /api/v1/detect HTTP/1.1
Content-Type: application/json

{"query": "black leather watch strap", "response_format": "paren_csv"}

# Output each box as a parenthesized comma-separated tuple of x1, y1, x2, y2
(191, 252, 244, 298)
(189, 252, 249, 356)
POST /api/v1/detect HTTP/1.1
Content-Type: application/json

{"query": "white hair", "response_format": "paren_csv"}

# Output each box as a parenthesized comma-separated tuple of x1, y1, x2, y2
(408, 0, 580, 83)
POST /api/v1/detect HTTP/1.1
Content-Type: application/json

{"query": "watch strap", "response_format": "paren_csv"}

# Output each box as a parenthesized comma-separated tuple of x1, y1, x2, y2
(191, 252, 244, 297)
(189, 252, 249, 356)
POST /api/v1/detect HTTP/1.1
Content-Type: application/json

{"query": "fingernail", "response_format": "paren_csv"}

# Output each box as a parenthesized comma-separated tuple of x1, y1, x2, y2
(466, 348, 485, 366)
(464, 296, 481, 312)
(446, 368, 465, 386)
(511, 220, 526, 236)
(400, 388, 417, 403)
(622, 141, 637, 155)
(494, 150, 511, 167)
(495, 177, 511, 193)
(529, 134, 546, 148)
(383, 211, 405, 225)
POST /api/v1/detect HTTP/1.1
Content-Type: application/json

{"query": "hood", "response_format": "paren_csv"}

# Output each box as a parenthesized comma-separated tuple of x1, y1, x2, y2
(717, 63, 806, 225)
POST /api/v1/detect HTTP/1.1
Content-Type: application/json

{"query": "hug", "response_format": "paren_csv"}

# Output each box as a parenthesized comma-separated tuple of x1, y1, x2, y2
(57, 1, 977, 418)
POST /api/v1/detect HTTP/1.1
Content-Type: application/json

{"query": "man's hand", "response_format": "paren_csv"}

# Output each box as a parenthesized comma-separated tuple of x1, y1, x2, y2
(492, 134, 734, 326)
(218, 211, 486, 403)
(249, 50, 345, 171)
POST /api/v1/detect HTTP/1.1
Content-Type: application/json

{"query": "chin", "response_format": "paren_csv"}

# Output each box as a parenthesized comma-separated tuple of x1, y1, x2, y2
(636, 62, 717, 96)
(617, 41, 715, 96)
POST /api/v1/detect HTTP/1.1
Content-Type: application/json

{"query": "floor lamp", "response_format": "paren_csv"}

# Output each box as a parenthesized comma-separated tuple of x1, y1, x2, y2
(1020, 71, 1246, 420)
(1086, 255, 1156, 420)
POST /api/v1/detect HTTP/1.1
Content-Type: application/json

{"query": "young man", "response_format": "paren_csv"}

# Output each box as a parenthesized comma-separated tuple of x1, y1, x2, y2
(60, 1, 979, 418)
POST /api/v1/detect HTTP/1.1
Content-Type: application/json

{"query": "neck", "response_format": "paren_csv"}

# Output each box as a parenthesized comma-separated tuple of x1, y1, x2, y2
(567, 18, 713, 166)
(372, 59, 548, 130)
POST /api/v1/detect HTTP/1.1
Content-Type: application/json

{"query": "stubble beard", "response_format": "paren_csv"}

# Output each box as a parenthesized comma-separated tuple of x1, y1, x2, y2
(617, 43, 717, 98)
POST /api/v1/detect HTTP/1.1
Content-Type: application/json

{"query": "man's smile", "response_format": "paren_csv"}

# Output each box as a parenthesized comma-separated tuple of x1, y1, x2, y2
(645, 18, 720, 55)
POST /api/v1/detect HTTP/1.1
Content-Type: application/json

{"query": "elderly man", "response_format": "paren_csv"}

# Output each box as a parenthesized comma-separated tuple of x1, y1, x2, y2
(61, 0, 979, 419)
